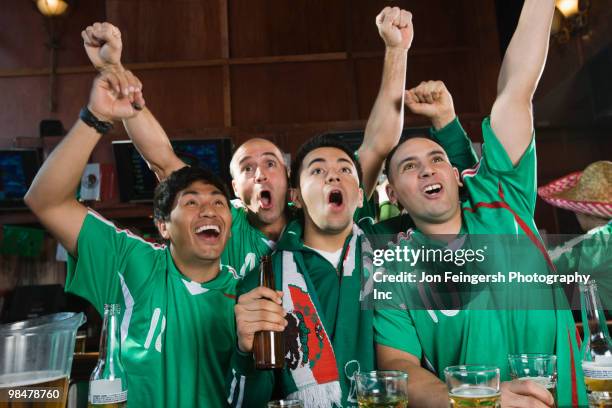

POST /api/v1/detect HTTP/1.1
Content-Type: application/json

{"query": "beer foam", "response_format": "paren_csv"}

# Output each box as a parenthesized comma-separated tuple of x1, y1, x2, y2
(450, 386, 500, 397)
(0, 371, 65, 388)
(518, 376, 554, 388)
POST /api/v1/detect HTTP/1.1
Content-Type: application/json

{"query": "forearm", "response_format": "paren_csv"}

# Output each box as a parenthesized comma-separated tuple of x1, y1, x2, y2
(378, 358, 448, 408)
(122, 107, 186, 181)
(431, 117, 478, 172)
(359, 47, 408, 197)
(497, 0, 555, 99)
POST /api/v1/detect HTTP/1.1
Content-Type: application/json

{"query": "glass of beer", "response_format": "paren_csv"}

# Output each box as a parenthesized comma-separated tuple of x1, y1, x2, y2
(445, 365, 501, 408)
(508, 353, 557, 407)
(356, 370, 408, 408)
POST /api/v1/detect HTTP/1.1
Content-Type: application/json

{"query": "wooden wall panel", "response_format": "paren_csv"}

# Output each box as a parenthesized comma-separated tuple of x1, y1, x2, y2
(0, 1, 105, 70)
(230, 61, 353, 126)
(106, 0, 223, 62)
(131, 67, 225, 131)
(229, 0, 345, 58)
(350, 0, 472, 52)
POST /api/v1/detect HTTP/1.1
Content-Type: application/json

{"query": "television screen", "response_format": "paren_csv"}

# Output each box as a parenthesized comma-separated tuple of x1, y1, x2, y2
(113, 138, 233, 202)
(0, 149, 41, 209)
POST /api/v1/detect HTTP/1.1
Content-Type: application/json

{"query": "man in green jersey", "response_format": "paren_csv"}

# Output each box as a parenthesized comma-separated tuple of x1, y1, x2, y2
(80, 11, 475, 279)
(25, 72, 239, 407)
(373, 0, 587, 407)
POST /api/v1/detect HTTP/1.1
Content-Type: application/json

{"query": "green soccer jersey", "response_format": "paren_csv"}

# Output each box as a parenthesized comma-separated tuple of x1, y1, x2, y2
(66, 211, 240, 408)
(374, 118, 587, 407)
(550, 222, 612, 310)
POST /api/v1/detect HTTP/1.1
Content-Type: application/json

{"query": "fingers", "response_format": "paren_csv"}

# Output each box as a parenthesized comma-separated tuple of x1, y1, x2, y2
(86, 22, 121, 44)
(407, 81, 447, 104)
(239, 286, 283, 305)
(398, 10, 412, 29)
(501, 380, 555, 408)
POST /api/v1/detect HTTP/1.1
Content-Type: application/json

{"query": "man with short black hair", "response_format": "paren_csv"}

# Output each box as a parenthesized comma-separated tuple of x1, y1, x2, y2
(25, 72, 239, 407)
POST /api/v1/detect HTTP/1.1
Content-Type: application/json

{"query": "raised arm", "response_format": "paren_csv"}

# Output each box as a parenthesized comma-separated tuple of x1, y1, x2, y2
(82, 23, 186, 180)
(24, 71, 142, 255)
(358, 7, 413, 199)
(405, 80, 478, 172)
(490, 0, 555, 165)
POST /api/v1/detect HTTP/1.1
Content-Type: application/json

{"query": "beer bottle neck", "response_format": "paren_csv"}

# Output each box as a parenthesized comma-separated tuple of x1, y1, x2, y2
(98, 304, 125, 376)
(580, 283, 610, 342)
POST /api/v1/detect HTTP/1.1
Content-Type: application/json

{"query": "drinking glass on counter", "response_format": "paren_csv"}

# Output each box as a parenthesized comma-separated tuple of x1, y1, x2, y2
(356, 370, 408, 408)
(445, 365, 501, 408)
(508, 353, 557, 407)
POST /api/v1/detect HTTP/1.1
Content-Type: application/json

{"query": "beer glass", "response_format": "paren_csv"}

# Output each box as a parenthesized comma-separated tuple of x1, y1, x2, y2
(267, 400, 303, 408)
(356, 370, 408, 408)
(508, 354, 557, 407)
(445, 365, 501, 408)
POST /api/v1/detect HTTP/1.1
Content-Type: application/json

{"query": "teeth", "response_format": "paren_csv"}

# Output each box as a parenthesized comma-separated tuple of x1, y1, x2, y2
(424, 184, 442, 193)
(195, 225, 220, 234)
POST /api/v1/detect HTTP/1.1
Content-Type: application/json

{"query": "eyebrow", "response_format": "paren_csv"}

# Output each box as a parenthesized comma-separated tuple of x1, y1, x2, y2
(307, 157, 353, 168)
(238, 152, 281, 167)
(180, 190, 224, 198)
(395, 149, 447, 170)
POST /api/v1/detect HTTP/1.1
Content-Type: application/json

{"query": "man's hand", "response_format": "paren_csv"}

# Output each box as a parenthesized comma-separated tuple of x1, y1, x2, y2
(88, 70, 144, 123)
(376, 7, 414, 50)
(405, 81, 456, 130)
(500, 379, 555, 408)
(234, 287, 287, 353)
(82, 22, 123, 72)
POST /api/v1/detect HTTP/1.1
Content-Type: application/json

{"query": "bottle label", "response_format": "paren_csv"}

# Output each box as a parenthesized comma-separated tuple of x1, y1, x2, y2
(582, 361, 612, 379)
(89, 379, 127, 404)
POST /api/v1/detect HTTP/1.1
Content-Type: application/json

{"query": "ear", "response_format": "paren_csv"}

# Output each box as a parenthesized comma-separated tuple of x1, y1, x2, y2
(357, 187, 364, 209)
(290, 188, 303, 209)
(231, 179, 240, 199)
(386, 182, 399, 205)
(156, 219, 171, 240)
(453, 167, 463, 187)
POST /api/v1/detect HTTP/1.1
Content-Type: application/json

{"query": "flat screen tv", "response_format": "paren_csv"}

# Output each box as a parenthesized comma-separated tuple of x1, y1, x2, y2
(0, 149, 41, 209)
(113, 138, 233, 202)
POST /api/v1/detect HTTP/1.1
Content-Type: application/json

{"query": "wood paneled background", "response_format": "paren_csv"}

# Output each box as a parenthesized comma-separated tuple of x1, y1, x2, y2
(0, 0, 610, 292)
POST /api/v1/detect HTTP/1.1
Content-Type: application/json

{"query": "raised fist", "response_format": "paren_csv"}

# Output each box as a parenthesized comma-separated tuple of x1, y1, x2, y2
(82, 22, 123, 72)
(376, 7, 414, 50)
(405, 81, 456, 130)
(88, 70, 145, 123)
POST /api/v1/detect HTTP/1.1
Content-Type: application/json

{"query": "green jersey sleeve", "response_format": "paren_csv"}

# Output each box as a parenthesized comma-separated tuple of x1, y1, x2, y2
(374, 308, 422, 359)
(431, 116, 479, 174)
(65, 210, 165, 315)
(478, 117, 538, 216)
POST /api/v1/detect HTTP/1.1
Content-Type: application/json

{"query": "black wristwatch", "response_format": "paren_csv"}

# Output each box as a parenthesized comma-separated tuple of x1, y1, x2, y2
(79, 106, 114, 134)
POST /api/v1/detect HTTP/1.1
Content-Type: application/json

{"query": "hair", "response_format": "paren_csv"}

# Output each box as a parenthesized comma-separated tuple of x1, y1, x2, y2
(384, 134, 439, 183)
(290, 134, 363, 188)
(153, 166, 231, 221)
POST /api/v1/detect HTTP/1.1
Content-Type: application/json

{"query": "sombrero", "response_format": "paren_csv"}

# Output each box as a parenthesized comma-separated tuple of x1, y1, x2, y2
(538, 161, 612, 218)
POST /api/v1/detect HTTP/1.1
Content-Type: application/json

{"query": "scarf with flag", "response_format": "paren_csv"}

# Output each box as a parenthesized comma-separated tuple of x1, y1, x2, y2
(272, 220, 375, 408)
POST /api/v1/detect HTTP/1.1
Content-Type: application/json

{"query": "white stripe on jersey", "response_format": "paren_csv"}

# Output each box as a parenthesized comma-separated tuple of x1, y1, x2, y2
(117, 272, 134, 343)
(88, 209, 166, 251)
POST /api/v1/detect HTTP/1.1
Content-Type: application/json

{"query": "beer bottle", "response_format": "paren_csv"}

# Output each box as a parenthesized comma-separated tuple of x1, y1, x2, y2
(580, 281, 612, 407)
(253, 256, 285, 369)
(88, 304, 128, 407)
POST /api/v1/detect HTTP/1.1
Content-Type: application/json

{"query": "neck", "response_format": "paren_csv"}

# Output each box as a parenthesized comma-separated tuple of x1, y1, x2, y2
(413, 209, 462, 239)
(248, 211, 287, 241)
(170, 246, 220, 283)
(303, 220, 353, 252)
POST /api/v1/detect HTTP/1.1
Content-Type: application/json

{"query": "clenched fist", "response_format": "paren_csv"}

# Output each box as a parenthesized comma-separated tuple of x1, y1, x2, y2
(82, 22, 123, 72)
(376, 7, 414, 50)
(405, 81, 456, 130)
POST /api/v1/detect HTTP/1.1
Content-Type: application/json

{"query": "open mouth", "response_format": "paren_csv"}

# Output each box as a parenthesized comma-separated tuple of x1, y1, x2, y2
(328, 189, 344, 208)
(195, 224, 221, 239)
(259, 190, 273, 209)
(423, 183, 443, 196)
